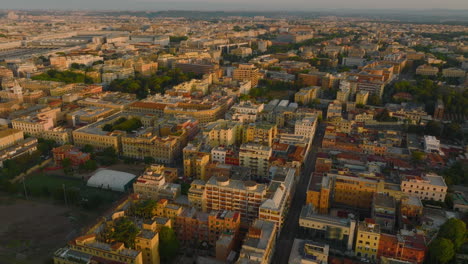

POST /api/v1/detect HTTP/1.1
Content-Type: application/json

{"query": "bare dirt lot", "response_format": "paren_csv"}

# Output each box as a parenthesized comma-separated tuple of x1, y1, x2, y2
(0, 195, 99, 264)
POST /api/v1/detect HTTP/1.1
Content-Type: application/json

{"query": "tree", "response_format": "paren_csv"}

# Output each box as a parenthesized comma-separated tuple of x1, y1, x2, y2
(81, 144, 94, 153)
(62, 158, 72, 169)
(375, 109, 397, 122)
(130, 200, 157, 219)
(438, 218, 467, 249)
(102, 124, 113, 132)
(428, 238, 455, 264)
(144, 156, 155, 164)
(425, 121, 442, 137)
(80, 160, 98, 172)
(368, 95, 382, 106)
(97, 147, 118, 166)
(159, 226, 180, 262)
(110, 218, 140, 248)
(37, 139, 56, 155)
(411, 151, 426, 163)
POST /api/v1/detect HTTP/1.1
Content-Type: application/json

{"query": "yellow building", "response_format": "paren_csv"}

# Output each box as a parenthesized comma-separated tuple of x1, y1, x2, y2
(164, 103, 224, 124)
(442, 67, 466, 78)
(332, 174, 380, 209)
(73, 128, 122, 151)
(53, 234, 143, 264)
(233, 63, 260, 87)
(355, 220, 380, 261)
(243, 122, 277, 147)
(41, 127, 73, 145)
(183, 145, 211, 180)
(203, 120, 242, 147)
(122, 131, 184, 165)
(294, 86, 320, 105)
(416, 64, 439, 76)
(135, 228, 160, 264)
(239, 143, 272, 179)
(188, 179, 207, 212)
(355, 91, 369, 105)
(0, 128, 24, 150)
(66, 106, 117, 126)
(306, 176, 331, 214)
(154, 199, 183, 222)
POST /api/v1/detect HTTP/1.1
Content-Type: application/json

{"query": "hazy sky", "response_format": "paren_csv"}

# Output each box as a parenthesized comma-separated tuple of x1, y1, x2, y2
(3, 0, 468, 11)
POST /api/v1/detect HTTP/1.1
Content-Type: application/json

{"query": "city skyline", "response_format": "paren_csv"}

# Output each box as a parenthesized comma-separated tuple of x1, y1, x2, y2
(3, 0, 468, 11)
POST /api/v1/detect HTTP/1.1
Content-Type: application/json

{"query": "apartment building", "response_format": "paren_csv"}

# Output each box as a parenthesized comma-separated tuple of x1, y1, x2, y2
(101, 65, 135, 84)
(378, 231, 427, 264)
(77, 92, 137, 110)
(0, 137, 38, 167)
(188, 179, 208, 212)
(202, 176, 267, 223)
(442, 67, 466, 78)
(326, 100, 342, 120)
(243, 122, 277, 147)
(239, 143, 272, 179)
(133, 165, 181, 201)
(355, 219, 381, 261)
(294, 116, 317, 140)
(66, 106, 117, 127)
(226, 100, 264, 123)
(233, 64, 260, 87)
(208, 210, 241, 246)
(400, 173, 447, 202)
(41, 127, 73, 145)
(203, 120, 242, 147)
(12, 116, 54, 137)
(288, 239, 330, 264)
(154, 199, 183, 222)
(259, 167, 296, 235)
(372, 194, 396, 233)
(306, 175, 332, 214)
(355, 91, 369, 105)
(183, 150, 210, 180)
(299, 204, 356, 251)
(294, 86, 320, 105)
(121, 130, 184, 165)
(0, 129, 24, 150)
(415, 65, 439, 76)
(52, 145, 90, 167)
(333, 174, 380, 209)
(237, 219, 276, 264)
(54, 234, 143, 264)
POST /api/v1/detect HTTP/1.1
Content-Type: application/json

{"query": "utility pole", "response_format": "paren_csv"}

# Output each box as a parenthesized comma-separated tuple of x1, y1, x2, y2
(22, 177, 28, 200)
(63, 184, 68, 207)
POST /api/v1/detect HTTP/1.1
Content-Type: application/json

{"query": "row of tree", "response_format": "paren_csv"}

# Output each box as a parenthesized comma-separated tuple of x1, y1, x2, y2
(428, 218, 466, 263)
(32, 69, 93, 84)
(392, 79, 468, 116)
(108, 68, 201, 99)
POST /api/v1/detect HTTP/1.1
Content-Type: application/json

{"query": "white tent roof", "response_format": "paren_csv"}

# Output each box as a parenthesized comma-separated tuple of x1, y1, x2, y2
(87, 169, 136, 192)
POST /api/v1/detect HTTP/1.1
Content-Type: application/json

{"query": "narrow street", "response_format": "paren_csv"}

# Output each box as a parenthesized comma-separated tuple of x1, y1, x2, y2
(272, 123, 326, 264)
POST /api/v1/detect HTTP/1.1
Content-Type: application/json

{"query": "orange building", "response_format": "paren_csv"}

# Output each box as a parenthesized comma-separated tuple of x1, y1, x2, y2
(208, 210, 241, 245)
(52, 145, 91, 167)
(378, 233, 427, 264)
(175, 208, 240, 248)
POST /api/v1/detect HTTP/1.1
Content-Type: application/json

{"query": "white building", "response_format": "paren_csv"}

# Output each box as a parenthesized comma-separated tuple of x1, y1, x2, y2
(294, 116, 317, 140)
(423, 135, 440, 154)
(400, 173, 448, 202)
(227, 101, 264, 123)
(211, 146, 228, 164)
